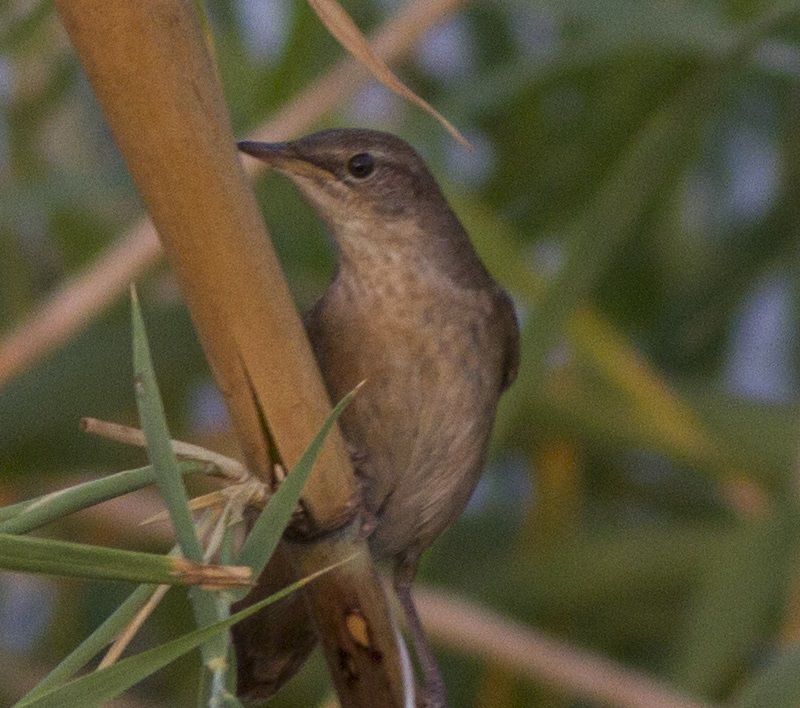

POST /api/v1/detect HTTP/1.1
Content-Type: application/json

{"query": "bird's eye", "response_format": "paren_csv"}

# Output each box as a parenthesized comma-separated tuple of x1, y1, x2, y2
(347, 152, 375, 179)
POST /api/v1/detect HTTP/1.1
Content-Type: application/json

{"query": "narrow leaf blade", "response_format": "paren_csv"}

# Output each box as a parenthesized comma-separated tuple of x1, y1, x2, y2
(0, 462, 203, 535)
(131, 287, 204, 562)
(235, 384, 361, 580)
(0, 532, 249, 587)
(22, 584, 164, 701)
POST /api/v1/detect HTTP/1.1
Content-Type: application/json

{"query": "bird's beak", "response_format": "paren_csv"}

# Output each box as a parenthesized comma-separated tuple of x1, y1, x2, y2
(237, 140, 331, 181)
(238, 140, 292, 165)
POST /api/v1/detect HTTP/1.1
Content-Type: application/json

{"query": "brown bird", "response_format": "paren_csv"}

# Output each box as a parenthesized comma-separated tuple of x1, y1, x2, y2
(232, 128, 519, 707)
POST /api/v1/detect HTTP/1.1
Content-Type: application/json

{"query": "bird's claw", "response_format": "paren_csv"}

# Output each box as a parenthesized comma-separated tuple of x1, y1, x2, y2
(418, 680, 448, 708)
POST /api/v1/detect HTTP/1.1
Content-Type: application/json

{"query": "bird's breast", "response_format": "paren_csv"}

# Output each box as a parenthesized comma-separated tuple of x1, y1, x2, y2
(307, 269, 506, 558)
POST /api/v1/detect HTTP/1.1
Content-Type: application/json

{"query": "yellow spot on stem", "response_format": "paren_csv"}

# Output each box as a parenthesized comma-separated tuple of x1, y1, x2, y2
(346, 610, 371, 649)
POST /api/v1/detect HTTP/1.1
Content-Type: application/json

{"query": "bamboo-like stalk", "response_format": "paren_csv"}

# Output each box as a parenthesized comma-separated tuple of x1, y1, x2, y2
(56, 0, 350, 529)
(53, 2, 405, 705)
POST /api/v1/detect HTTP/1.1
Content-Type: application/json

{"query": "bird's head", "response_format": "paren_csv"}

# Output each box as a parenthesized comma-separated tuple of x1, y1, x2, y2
(239, 128, 488, 287)
(238, 128, 448, 233)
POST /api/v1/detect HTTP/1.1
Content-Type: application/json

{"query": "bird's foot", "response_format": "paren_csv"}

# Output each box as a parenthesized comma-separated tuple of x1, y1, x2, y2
(360, 507, 378, 539)
(346, 442, 370, 476)
(418, 676, 448, 708)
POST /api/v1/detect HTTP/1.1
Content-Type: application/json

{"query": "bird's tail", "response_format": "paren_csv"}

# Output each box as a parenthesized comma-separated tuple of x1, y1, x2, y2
(231, 540, 318, 700)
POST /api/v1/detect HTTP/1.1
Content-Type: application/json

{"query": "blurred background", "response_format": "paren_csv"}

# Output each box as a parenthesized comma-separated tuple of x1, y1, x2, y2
(2, 0, 800, 705)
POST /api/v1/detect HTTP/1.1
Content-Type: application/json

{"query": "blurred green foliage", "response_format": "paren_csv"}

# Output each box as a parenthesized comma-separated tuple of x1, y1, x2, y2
(2, 0, 800, 705)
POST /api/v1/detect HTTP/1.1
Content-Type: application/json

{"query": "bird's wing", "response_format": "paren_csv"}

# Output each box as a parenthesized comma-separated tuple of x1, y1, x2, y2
(496, 290, 520, 391)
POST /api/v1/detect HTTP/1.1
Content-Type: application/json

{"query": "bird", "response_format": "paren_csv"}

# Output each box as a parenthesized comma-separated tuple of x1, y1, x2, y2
(231, 128, 519, 707)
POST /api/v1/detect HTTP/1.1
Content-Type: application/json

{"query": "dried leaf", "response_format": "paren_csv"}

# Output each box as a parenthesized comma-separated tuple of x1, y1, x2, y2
(307, 0, 472, 149)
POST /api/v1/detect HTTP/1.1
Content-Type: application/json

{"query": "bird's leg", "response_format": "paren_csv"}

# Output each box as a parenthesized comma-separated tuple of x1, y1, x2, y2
(393, 557, 447, 708)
